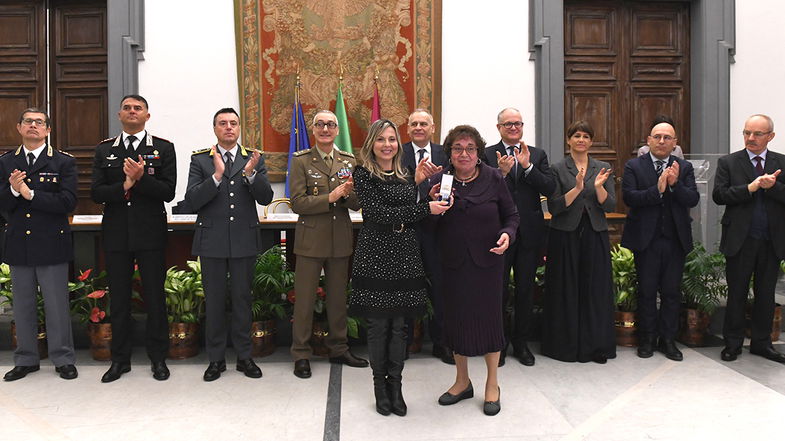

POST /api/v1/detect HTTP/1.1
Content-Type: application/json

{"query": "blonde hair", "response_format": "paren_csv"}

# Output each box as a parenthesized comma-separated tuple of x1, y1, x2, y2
(359, 119, 408, 181)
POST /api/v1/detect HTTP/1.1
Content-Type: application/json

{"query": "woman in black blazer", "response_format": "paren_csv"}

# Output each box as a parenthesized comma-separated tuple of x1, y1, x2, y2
(541, 120, 616, 363)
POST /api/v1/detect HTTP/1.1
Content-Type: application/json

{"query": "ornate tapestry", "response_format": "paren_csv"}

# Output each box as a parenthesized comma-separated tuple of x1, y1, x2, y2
(235, 0, 442, 181)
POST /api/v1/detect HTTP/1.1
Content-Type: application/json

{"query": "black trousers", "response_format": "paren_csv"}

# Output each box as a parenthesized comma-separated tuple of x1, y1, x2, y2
(415, 224, 445, 346)
(201, 256, 255, 361)
(367, 317, 407, 381)
(723, 237, 779, 350)
(633, 237, 686, 340)
(503, 238, 541, 349)
(106, 249, 168, 363)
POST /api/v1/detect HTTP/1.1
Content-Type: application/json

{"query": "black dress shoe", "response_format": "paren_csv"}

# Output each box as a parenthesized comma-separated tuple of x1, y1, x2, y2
(3, 365, 40, 382)
(438, 382, 474, 405)
(329, 351, 369, 368)
(55, 364, 78, 380)
(637, 338, 655, 358)
(483, 386, 501, 416)
(101, 362, 131, 383)
(750, 346, 785, 364)
(203, 360, 226, 382)
(513, 345, 535, 366)
(151, 361, 170, 381)
(236, 358, 262, 378)
(720, 346, 742, 362)
(294, 359, 312, 379)
(658, 339, 683, 361)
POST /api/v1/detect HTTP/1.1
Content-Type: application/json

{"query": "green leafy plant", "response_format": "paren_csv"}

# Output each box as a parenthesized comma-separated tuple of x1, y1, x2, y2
(69, 268, 109, 324)
(681, 243, 727, 315)
(252, 245, 294, 321)
(164, 260, 205, 323)
(611, 245, 637, 312)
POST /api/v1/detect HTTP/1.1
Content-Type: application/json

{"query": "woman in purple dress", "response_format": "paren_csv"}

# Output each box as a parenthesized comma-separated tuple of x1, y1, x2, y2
(428, 125, 519, 416)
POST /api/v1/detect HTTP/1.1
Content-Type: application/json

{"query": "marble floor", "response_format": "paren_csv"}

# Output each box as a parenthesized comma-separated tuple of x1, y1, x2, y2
(1, 335, 784, 441)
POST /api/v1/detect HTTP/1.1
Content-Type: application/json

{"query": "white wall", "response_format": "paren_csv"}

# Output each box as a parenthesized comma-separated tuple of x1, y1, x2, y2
(441, 0, 536, 146)
(138, 0, 240, 207)
(730, 0, 785, 153)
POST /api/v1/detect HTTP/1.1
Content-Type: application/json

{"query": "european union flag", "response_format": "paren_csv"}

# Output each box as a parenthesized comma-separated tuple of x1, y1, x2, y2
(285, 99, 310, 198)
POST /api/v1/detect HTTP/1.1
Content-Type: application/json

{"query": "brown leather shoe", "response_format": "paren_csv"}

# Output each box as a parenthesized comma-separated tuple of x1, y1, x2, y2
(329, 351, 369, 368)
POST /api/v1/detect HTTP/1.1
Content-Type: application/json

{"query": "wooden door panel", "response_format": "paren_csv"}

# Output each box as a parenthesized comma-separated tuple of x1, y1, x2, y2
(54, 6, 106, 54)
(565, 0, 690, 212)
(565, 6, 619, 56)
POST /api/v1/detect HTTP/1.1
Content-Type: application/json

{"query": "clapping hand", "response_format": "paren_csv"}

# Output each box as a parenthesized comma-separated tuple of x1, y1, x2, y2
(415, 157, 442, 185)
(496, 151, 515, 177)
(329, 176, 354, 202)
(758, 169, 781, 190)
(514, 143, 531, 169)
(594, 167, 611, 188)
(665, 161, 680, 187)
(243, 150, 261, 176)
(574, 167, 586, 192)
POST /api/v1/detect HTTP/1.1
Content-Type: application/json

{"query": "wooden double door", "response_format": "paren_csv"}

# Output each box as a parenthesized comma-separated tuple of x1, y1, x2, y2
(564, 0, 690, 211)
(0, 0, 108, 214)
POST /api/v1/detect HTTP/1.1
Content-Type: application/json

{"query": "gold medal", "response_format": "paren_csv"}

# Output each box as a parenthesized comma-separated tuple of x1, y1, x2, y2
(313, 187, 319, 195)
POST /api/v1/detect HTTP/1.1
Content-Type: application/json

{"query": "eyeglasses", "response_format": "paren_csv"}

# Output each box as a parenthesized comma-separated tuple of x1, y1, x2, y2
(21, 118, 46, 127)
(315, 121, 338, 129)
(742, 130, 772, 138)
(452, 147, 478, 155)
(499, 121, 523, 129)
(409, 121, 431, 127)
(650, 134, 674, 142)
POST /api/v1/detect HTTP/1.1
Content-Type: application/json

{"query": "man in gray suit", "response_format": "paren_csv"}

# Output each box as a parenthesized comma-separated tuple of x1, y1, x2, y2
(185, 108, 274, 381)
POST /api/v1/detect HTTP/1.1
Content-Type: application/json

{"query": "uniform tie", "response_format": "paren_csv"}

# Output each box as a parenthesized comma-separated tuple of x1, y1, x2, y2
(224, 151, 233, 176)
(27, 152, 35, 169)
(126, 135, 137, 152)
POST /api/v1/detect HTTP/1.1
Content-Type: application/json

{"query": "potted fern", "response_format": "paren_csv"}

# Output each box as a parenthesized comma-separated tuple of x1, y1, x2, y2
(250, 245, 294, 357)
(678, 244, 727, 346)
(164, 260, 204, 359)
(611, 245, 637, 347)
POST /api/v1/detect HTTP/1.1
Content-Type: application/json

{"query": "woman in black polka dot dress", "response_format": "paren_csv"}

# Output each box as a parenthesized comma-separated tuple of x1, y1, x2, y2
(350, 119, 450, 417)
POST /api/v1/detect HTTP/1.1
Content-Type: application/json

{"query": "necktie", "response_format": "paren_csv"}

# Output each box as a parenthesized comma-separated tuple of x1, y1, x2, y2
(27, 153, 35, 169)
(417, 148, 426, 163)
(655, 160, 666, 176)
(126, 135, 137, 153)
(508, 146, 518, 179)
(324, 154, 332, 169)
(224, 152, 233, 175)
(754, 156, 764, 176)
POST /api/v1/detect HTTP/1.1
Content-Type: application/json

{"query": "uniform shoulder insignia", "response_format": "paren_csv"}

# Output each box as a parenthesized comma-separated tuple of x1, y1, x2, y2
(192, 148, 212, 155)
(152, 135, 172, 143)
(99, 136, 116, 144)
(56, 150, 74, 157)
(337, 150, 355, 158)
(293, 149, 310, 157)
(0, 149, 13, 157)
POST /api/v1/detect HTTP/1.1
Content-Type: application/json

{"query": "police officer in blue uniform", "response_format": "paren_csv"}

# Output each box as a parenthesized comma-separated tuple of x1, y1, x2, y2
(0, 108, 78, 381)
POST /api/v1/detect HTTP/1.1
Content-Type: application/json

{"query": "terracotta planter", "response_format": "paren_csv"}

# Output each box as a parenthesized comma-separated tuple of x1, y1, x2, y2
(407, 319, 424, 354)
(745, 303, 782, 342)
(87, 322, 112, 361)
(614, 311, 638, 347)
(310, 320, 330, 357)
(250, 320, 277, 357)
(678, 308, 711, 346)
(168, 322, 200, 359)
(10, 322, 48, 360)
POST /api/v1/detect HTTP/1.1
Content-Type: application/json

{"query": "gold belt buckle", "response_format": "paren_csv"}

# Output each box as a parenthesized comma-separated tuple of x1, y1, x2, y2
(392, 223, 405, 233)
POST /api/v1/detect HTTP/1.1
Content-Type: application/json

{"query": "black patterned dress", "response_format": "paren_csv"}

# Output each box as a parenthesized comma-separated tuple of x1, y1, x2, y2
(349, 165, 430, 319)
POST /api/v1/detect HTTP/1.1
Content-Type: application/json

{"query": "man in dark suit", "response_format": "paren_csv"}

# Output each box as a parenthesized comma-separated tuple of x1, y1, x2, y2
(289, 110, 368, 379)
(1, 108, 78, 381)
(485, 107, 555, 366)
(91, 95, 177, 382)
(186, 108, 273, 381)
(713, 114, 785, 364)
(621, 121, 699, 361)
(401, 109, 452, 364)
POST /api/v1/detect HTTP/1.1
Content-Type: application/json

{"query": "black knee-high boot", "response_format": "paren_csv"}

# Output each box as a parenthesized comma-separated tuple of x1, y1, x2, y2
(366, 318, 391, 415)
(387, 317, 407, 416)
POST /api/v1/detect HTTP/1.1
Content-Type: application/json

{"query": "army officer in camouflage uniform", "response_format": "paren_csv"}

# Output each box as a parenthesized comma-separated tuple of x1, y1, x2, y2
(289, 110, 368, 379)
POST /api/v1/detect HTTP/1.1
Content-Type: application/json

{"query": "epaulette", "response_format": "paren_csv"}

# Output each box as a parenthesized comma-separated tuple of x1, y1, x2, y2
(337, 150, 355, 158)
(99, 136, 117, 144)
(152, 135, 172, 143)
(57, 150, 74, 157)
(293, 149, 310, 157)
(192, 148, 212, 155)
(0, 149, 13, 157)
